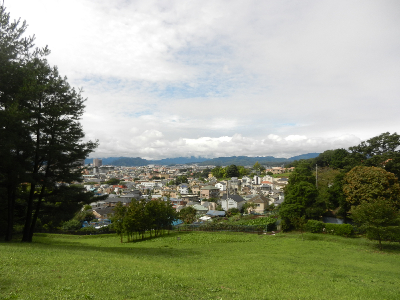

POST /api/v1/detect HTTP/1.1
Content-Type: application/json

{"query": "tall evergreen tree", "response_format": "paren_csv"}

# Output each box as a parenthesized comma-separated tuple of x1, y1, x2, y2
(0, 6, 97, 242)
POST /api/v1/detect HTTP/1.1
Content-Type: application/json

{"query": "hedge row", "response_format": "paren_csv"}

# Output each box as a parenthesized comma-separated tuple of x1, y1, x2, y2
(178, 222, 276, 232)
(305, 220, 354, 237)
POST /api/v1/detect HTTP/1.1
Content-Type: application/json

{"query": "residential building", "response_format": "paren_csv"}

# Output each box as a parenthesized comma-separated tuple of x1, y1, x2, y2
(220, 194, 245, 211)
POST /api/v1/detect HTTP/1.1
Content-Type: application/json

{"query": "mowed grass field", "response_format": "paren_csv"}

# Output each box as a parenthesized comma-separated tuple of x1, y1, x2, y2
(1, 232, 400, 300)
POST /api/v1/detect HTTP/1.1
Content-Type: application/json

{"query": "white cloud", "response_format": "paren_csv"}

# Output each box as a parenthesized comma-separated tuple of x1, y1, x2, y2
(6, 0, 400, 159)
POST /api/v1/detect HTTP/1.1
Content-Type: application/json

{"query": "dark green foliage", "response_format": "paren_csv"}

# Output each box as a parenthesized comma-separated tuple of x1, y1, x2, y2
(280, 162, 322, 231)
(343, 166, 400, 208)
(0, 6, 97, 242)
(366, 226, 400, 243)
(174, 175, 188, 185)
(226, 208, 240, 216)
(179, 206, 197, 224)
(346, 132, 400, 177)
(225, 164, 239, 178)
(324, 223, 354, 237)
(75, 210, 95, 222)
(253, 162, 263, 173)
(201, 168, 211, 178)
(305, 220, 325, 233)
(350, 198, 400, 249)
(211, 166, 226, 178)
(305, 220, 354, 237)
(314, 149, 349, 169)
(61, 219, 82, 231)
(112, 199, 177, 242)
(105, 178, 121, 185)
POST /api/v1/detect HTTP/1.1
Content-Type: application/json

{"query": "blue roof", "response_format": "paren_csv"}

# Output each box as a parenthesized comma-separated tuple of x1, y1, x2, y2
(172, 219, 183, 226)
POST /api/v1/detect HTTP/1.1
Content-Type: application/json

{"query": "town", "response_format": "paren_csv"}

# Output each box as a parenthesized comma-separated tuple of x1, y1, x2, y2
(81, 159, 294, 222)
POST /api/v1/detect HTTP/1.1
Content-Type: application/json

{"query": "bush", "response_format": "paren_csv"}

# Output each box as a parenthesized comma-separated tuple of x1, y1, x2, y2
(324, 223, 354, 237)
(305, 220, 324, 233)
(62, 219, 82, 231)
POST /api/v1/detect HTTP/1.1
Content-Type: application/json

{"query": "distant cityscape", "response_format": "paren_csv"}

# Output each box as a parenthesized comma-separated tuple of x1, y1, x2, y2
(83, 156, 299, 220)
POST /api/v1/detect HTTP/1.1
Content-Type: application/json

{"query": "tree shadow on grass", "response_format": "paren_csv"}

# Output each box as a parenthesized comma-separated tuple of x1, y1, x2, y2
(1, 231, 200, 259)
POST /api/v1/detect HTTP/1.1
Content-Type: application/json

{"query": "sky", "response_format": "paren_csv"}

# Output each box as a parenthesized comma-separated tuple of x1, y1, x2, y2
(5, 0, 400, 159)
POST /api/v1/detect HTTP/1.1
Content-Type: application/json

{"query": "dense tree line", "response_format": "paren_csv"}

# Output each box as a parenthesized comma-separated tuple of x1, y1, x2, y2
(0, 6, 97, 241)
(280, 132, 400, 242)
(112, 199, 177, 242)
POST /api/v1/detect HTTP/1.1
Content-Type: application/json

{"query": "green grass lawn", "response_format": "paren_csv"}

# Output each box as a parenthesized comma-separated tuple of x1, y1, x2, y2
(1, 232, 400, 300)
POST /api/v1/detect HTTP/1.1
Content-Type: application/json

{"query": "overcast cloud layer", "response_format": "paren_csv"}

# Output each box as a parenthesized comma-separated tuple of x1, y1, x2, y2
(6, 0, 400, 159)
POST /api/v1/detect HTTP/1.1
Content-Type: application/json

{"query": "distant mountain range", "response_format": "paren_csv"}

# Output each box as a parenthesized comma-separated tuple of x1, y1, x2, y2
(85, 153, 320, 167)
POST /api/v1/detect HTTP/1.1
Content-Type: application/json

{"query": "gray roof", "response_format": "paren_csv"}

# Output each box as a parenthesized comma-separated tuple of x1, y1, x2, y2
(221, 194, 245, 203)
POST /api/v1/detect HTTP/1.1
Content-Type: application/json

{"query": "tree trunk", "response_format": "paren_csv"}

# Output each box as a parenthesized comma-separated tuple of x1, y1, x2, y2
(5, 186, 16, 241)
(27, 188, 45, 242)
(22, 183, 36, 242)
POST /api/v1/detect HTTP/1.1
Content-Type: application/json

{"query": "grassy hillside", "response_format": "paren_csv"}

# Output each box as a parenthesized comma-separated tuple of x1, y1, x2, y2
(1, 232, 400, 299)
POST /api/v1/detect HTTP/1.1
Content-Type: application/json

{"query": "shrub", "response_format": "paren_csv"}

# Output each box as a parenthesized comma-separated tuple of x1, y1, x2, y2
(305, 220, 324, 233)
(324, 223, 354, 237)
(62, 219, 82, 231)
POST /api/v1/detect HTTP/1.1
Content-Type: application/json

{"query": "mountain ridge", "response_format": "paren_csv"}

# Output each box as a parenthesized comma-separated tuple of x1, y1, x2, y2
(85, 153, 319, 167)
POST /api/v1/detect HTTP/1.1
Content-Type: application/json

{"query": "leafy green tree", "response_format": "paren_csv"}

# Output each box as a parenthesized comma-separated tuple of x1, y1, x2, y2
(343, 166, 400, 249)
(227, 208, 240, 216)
(201, 168, 211, 178)
(106, 178, 121, 185)
(252, 161, 264, 174)
(343, 166, 400, 208)
(175, 175, 188, 185)
(350, 199, 400, 250)
(61, 219, 82, 231)
(225, 165, 239, 178)
(346, 132, 400, 177)
(37, 186, 102, 231)
(315, 167, 340, 210)
(238, 166, 249, 177)
(211, 166, 226, 179)
(280, 162, 322, 231)
(326, 171, 349, 218)
(314, 149, 349, 169)
(179, 206, 197, 224)
(75, 210, 95, 223)
(112, 202, 126, 243)
(241, 202, 256, 213)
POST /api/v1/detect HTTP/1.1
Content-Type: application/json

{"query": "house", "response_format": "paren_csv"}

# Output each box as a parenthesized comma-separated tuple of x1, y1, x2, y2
(215, 182, 227, 192)
(220, 194, 246, 211)
(247, 195, 270, 214)
(92, 207, 115, 220)
(262, 175, 274, 182)
(180, 194, 200, 202)
(241, 176, 252, 186)
(191, 185, 203, 195)
(201, 200, 217, 211)
(178, 184, 190, 194)
(252, 176, 261, 185)
(191, 204, 209, 215)
(200, 185, 220, 199)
